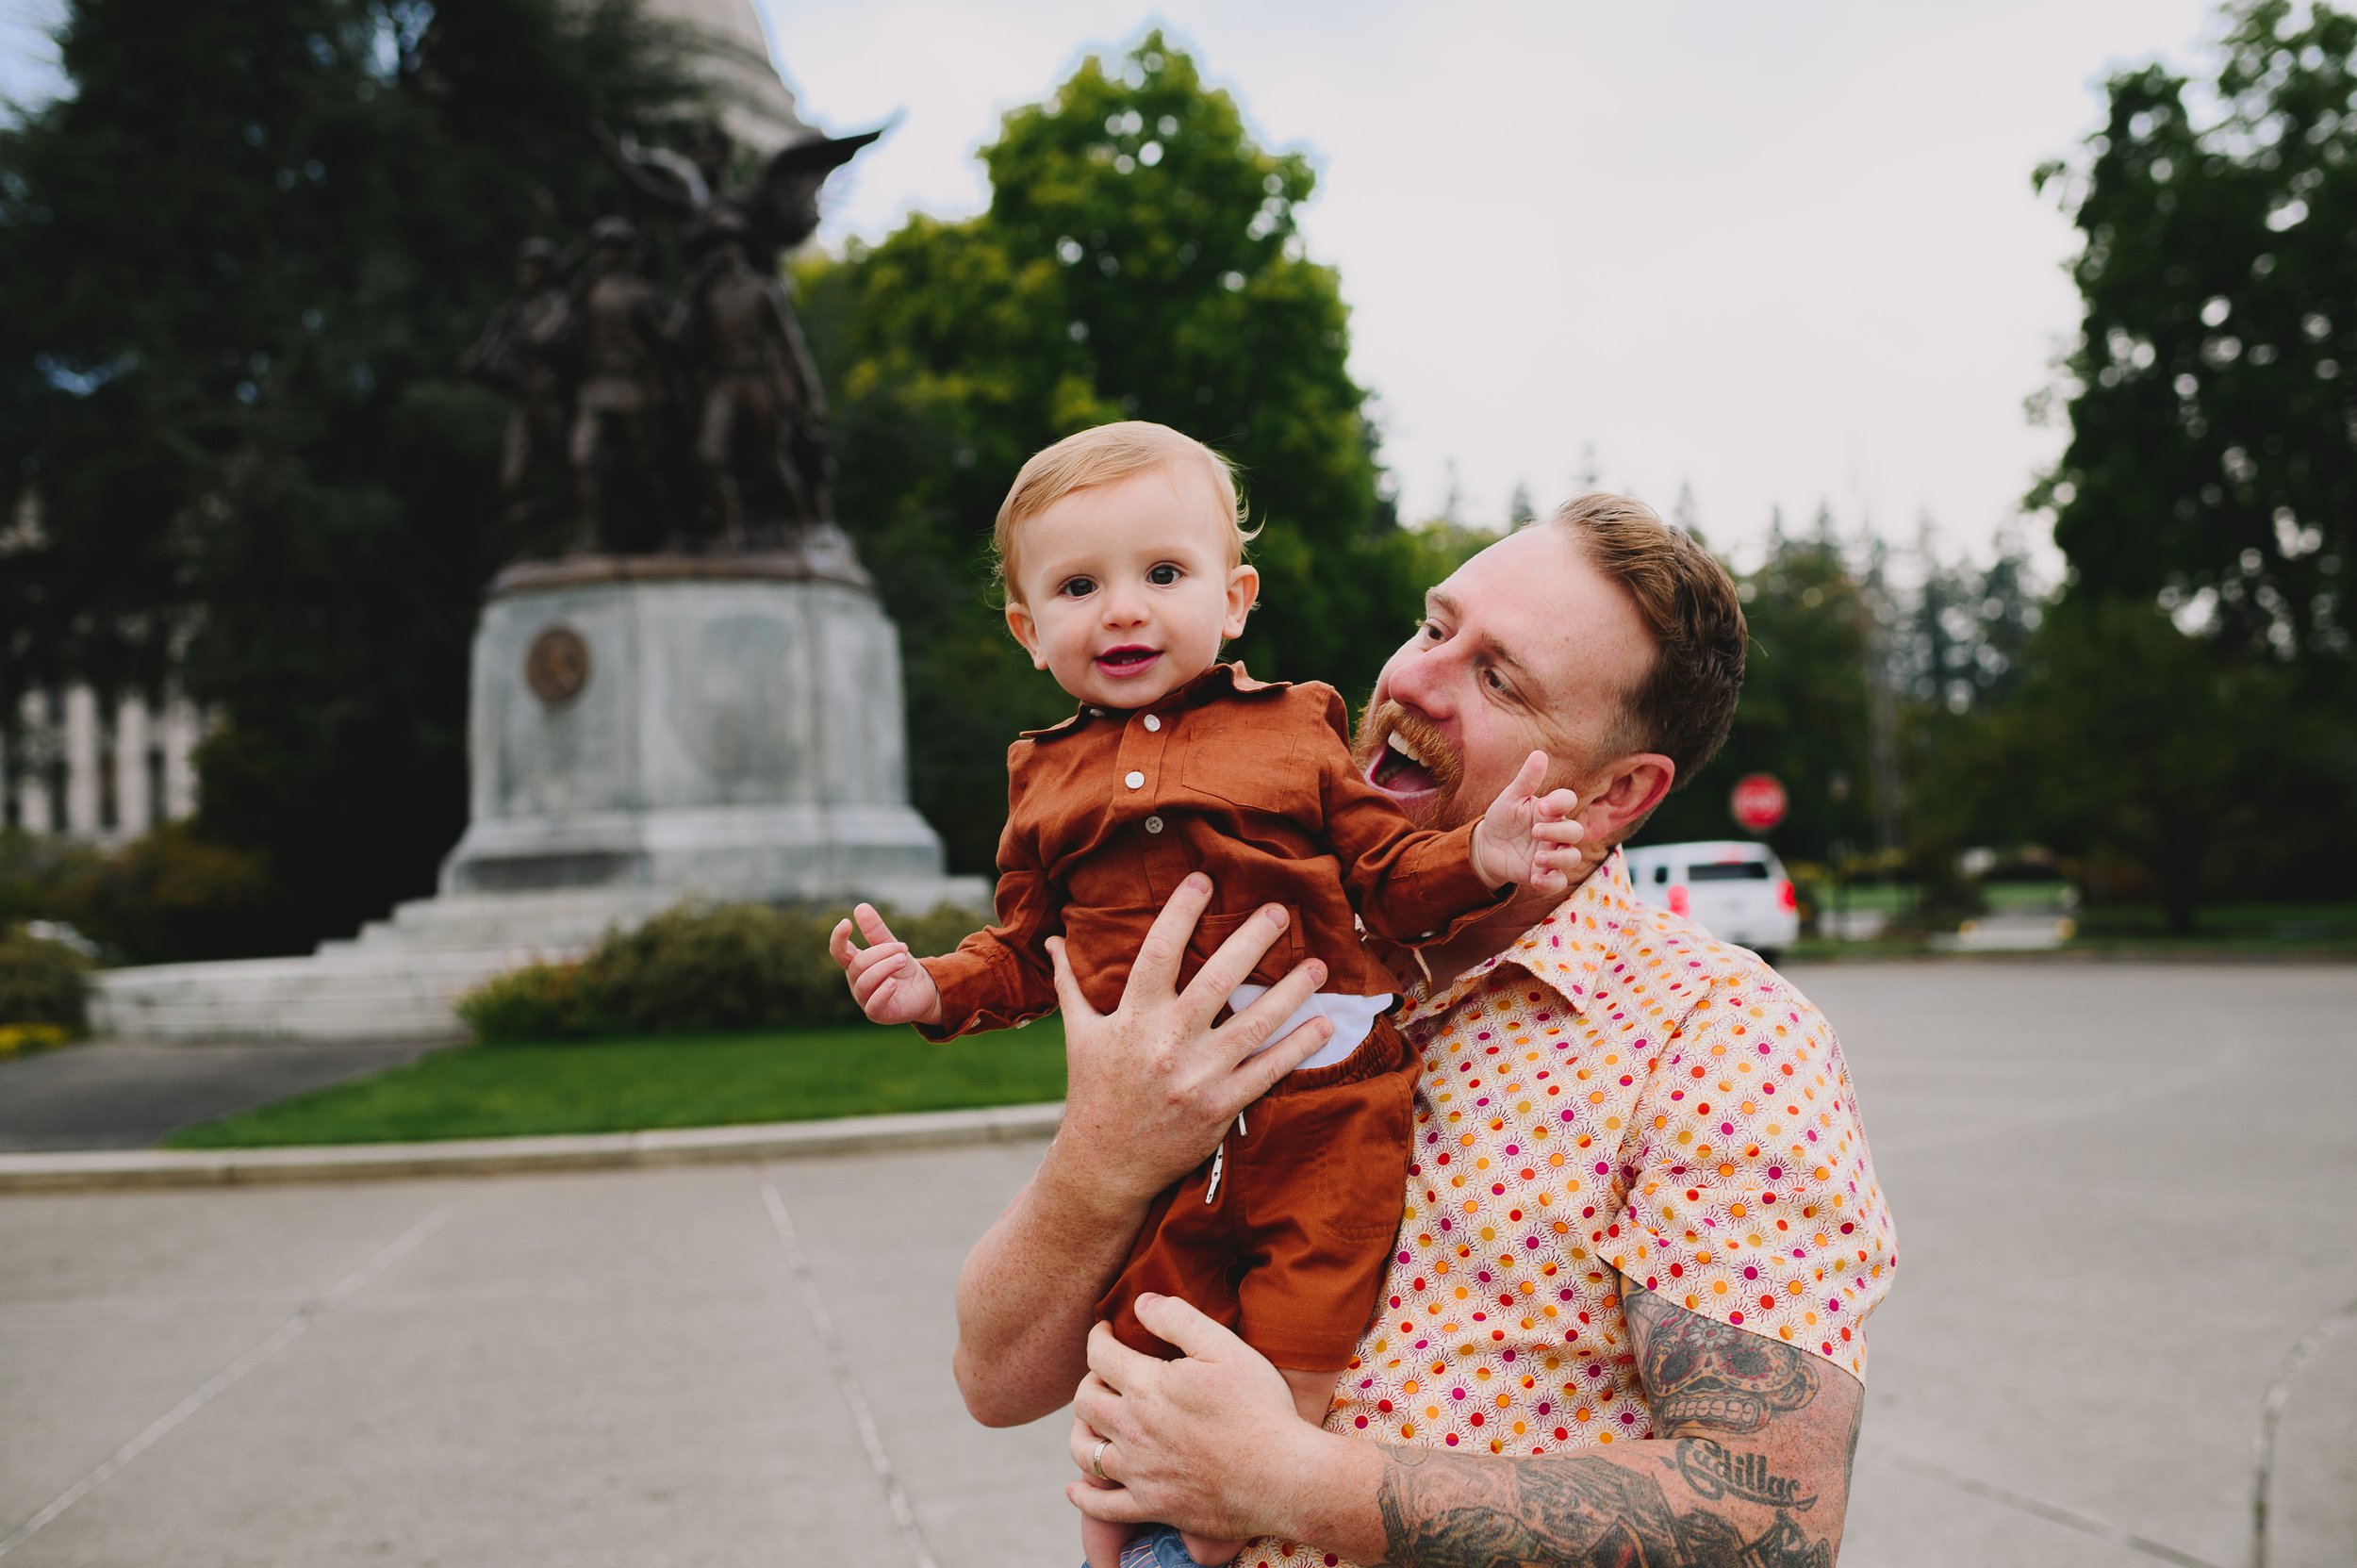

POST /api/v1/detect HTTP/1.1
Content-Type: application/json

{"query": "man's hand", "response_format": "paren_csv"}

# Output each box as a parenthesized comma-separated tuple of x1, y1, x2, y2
(1065, 1295, 1329, 1543)
(828, 903, 946, 1028)
(1046, 872, 1336, 1219)
(1472, 750, 1587, 894)
(952, 874, 1338, 1427)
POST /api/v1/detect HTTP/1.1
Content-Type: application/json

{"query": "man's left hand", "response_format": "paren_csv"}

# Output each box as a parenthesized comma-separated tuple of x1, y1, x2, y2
(1065, 1295, 1323, 1543)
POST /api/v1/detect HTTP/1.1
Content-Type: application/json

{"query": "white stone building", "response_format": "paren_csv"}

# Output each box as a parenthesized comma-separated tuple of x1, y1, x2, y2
(2, 685, 204, 843)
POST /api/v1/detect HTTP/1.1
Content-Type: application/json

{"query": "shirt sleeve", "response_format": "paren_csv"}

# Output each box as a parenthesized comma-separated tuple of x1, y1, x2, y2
(916, 751, 1060, 1042)
(1309, 685, 1509, 946)
(1598, 965, 1897, 1383)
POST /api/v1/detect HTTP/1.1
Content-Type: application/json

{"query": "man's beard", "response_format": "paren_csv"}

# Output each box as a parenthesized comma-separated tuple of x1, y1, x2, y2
(1353, 700, 1472, 827)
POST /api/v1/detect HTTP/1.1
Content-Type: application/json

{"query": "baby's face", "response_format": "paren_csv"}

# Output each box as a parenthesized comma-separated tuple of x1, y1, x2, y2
(1004, 465, 1259, 711)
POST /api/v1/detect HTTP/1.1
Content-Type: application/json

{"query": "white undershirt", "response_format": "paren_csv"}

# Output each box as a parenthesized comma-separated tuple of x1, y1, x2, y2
(1226, 983, 1393, 1072)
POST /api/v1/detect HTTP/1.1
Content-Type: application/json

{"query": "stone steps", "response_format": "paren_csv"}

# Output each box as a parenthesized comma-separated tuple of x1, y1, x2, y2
(87, 877, 987, 1045)
(314, 889, 680, 956)
(89, 947, 567, 1045)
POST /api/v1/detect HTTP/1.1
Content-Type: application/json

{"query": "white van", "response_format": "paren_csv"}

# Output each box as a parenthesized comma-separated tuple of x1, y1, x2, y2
(1622, 839, 1800, 960)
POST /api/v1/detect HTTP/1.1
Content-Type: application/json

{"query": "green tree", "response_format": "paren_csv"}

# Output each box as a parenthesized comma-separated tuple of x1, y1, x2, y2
(2036, 0, 2356, 669)
(0, 0, 704, 952)
(1949, 599, 2298, 933)
(799, 33, 1416, 872)
(1640, 510, 1879, 864)
(2031, 0, 2357, 895)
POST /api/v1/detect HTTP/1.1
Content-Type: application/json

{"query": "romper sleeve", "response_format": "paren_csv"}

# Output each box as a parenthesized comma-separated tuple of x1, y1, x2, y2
(916, 748, 1061, 1041)
(1309, 685, 1509, 946)
(1597, 962, 1898, 1383)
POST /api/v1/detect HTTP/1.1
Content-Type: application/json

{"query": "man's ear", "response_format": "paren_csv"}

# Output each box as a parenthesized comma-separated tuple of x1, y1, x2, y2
(1223, 562, 1260, 640)
(1004, 598, 1048, 670)
(1582, 752, 1675, 847)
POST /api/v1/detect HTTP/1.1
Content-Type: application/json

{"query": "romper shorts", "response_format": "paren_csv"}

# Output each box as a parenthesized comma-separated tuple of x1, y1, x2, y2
(1096, 1015, 1416, 1373)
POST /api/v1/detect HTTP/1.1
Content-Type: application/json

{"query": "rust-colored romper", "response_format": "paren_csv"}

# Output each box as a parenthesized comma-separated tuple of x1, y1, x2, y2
(919, 663, 1506, 1371)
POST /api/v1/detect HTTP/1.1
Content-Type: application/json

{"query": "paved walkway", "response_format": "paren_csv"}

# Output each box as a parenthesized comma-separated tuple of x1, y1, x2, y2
(3, 962, 2354, 1566)
(0, 1038, 446, 1152)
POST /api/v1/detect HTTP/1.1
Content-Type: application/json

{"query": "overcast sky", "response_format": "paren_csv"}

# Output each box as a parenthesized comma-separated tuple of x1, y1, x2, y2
(752, 0, 2228, 570)
(4, 2, 2232, 570)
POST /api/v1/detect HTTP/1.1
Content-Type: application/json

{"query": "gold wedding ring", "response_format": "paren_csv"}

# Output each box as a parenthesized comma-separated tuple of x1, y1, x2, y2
(1090, 1437, 1111, 1479)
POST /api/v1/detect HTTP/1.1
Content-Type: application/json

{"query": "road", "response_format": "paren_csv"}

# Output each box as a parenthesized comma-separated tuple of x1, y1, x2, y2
(3, 961, 2353, 1567)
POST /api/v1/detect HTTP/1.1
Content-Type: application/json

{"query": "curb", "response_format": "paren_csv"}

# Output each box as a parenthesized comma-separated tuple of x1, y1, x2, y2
(0, 1100, 1065, 1194)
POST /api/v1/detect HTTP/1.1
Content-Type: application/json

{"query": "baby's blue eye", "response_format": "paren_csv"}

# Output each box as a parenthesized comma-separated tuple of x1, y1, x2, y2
(1060, 576, 1097, 598)
(1147, 564, 1181, 586)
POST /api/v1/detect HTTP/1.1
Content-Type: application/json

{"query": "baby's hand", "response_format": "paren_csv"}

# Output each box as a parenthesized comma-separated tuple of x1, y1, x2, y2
(828, 903, 947, 1028)
(1473, 751, 1588, 896)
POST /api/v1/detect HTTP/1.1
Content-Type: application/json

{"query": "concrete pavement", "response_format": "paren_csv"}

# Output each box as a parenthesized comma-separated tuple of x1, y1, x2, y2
(2, 961, 2353, 1567)
(0, 1038, 449, 1153)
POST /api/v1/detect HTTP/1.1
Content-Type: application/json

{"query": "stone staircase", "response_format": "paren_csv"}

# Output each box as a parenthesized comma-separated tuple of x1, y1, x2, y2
(88, 877, 984, 1045)
(86, 889, 677, 1045)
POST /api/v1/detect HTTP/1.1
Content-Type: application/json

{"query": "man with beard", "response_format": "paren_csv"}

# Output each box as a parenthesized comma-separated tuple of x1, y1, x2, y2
(952, 493, 1896, 1568)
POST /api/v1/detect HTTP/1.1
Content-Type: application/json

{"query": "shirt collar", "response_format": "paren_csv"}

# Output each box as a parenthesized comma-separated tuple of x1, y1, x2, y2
(1019, 660, 1286, 740)
(1401, 849, 1642, 1023)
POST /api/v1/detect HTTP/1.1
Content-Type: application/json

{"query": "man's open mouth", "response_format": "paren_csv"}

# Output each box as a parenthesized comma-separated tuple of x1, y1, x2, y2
(1095, 645, 1161, 676)
(1368, 729, 1437, 793)
(1366, 718, 1456, 800)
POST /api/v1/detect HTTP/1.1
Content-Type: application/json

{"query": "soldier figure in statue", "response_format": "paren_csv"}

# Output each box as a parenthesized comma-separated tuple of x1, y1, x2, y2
(461, 115, 882, 560)
(600, 118, 879, 545)
(566, 217, 678, 553)
(680, 208, 830, 545)
(459, 238, 573, 537)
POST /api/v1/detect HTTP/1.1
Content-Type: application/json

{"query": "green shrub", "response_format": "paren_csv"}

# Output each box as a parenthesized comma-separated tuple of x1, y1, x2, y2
(593, 902, 849, 1033)
(453, 899, 988, 1041)
(0, 824, 285, 964)
(453, 959, 609, 1043)
(0, 925, 92, 1033)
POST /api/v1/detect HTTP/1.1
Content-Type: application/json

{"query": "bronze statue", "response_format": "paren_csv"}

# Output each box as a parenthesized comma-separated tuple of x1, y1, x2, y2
(460, 238, 574, 535)
(468, 115, 882, 561)
(680, 208, 830, 544)
(566, 217, 679, 553)
(596, 119, 882, 272)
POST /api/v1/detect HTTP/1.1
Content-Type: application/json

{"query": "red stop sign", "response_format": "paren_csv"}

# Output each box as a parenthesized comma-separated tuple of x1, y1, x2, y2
(1730, 773, 1788, 833)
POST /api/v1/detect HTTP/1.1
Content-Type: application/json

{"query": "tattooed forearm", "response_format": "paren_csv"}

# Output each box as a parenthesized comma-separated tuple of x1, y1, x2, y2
(1376, 1445, 1685, 1568)
(1671, 1437, 1817, 1510)
(1622, 1282, 1821, 1434)
(1374, 1445, 1835, 1568)
(1366, 1284, 1857, 1567)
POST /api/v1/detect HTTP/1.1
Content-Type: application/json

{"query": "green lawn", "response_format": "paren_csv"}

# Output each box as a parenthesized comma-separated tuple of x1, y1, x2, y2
(164, 1018, 1069, 1148)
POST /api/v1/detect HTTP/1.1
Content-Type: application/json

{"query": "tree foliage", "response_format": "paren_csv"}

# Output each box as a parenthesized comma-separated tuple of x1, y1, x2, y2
(2036, 0, 2355, 673)
(0, 0, 705, 950)
(1642, 513, 1880, 863)
(1935, 598, 2299, 932)
(2023, 0, 2357, 911)
(799, 33, 1417, 872)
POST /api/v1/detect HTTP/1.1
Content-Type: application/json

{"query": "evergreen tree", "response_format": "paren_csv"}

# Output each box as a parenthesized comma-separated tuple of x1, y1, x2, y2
(0, 0, 706, 952)
(1639, 516, 1878, 865)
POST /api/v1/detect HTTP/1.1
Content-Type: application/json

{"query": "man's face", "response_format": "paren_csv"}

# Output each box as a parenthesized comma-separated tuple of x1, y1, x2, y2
(1356, 524, 1656, 830)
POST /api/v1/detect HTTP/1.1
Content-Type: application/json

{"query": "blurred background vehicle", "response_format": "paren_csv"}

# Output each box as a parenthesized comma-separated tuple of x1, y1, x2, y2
(1624, 840, 1800, 962)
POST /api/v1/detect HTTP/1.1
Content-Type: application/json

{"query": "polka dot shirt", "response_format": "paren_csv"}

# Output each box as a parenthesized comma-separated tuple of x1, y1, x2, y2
(1245, 850, 1897, 1568)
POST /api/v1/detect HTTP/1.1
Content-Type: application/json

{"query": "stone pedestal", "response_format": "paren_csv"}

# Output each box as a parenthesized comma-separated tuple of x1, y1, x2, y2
(438, 552, 964, 909)
(91, 546, 985, 1043)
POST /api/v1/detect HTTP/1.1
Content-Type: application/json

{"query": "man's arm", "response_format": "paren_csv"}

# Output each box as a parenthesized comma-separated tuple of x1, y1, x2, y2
(1067, 1280, 1862, 1566)
(952, 876, 1335, 1428)
(1358, 1282, 1860, 1566)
